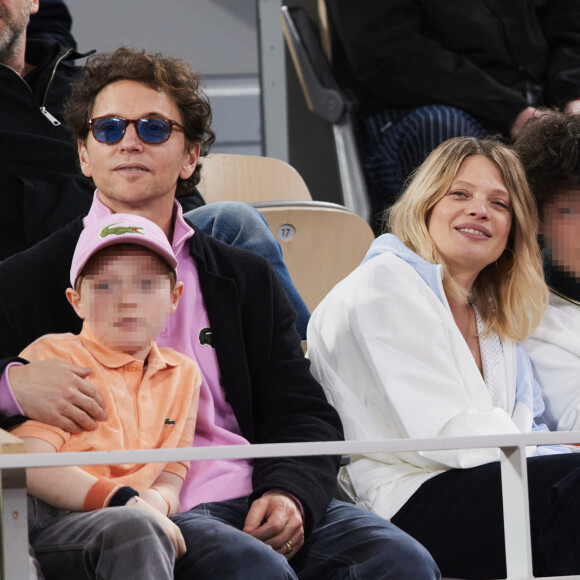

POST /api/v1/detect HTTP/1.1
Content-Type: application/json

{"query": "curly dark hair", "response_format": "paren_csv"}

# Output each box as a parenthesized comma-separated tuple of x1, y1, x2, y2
(63, 46, 215, 196)
(512, 111, 580, 213)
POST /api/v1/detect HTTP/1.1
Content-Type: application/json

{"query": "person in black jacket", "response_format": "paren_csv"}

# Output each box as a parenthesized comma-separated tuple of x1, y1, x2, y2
(329, 0, 580, 228)
(0, 0, 94, 258)
(0, 46, 440, 579)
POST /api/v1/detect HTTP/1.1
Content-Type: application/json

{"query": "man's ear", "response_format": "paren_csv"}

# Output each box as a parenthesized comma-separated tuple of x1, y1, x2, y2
(66, 287, 85, 319)
(29, 0, 40, 16)
(78, 140, 93, 178)
(179, 142, 201, 180)
(169, 282, 184, 314)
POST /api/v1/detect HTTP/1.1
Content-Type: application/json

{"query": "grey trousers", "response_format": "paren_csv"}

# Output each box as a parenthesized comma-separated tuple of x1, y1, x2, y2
(27, 498, 174, 580)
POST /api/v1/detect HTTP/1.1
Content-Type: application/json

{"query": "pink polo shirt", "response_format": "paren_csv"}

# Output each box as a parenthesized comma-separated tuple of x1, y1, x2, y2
(1, 193, 254, 511)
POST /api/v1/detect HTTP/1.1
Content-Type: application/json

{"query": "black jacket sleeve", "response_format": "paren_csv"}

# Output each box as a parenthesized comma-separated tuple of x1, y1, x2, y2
(246, 266, 343, 534)
(190, 230, 343, 535)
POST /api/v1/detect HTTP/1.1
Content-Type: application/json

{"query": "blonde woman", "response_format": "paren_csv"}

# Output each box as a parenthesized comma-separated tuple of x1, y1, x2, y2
(307, 137, 580, 579)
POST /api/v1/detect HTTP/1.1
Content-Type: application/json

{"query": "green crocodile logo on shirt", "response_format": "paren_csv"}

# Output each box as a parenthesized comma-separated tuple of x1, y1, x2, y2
(199, 327, 213, 347)
(99, 223, 145, 238)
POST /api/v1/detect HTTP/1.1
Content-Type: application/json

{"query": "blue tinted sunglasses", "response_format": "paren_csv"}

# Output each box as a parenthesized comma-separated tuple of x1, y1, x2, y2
(88, 116, 185, 144)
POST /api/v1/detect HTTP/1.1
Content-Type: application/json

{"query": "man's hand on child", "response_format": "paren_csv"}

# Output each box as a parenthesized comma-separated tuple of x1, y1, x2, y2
(9, 360, 106, 433)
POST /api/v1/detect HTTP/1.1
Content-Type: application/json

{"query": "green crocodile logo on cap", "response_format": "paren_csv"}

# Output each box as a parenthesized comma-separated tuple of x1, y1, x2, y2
(99, 223, 145, 238)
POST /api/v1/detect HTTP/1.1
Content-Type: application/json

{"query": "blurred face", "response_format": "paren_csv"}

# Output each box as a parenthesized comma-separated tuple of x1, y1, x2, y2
(78, 80, 199, 221)
(543, 188, 580, 279)
(428, 155, 513, 288)
(0, 0, 38, 70)
(66, 246, 183, 360)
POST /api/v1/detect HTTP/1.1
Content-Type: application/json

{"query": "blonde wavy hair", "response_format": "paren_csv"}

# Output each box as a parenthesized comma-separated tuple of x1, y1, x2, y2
(386, 137, 548, 342)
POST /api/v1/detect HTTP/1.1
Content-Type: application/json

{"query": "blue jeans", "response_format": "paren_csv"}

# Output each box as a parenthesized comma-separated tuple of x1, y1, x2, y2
(27, 498, 174, 580)
(173, 498, 440, 579)
(185, 202, 310, 338)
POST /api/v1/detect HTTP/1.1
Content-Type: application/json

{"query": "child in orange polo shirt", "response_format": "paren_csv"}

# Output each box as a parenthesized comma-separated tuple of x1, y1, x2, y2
(11, 213, 201, 580)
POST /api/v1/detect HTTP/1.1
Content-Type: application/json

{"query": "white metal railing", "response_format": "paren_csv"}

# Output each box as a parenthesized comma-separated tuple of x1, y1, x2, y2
(3, 430, 580, 580)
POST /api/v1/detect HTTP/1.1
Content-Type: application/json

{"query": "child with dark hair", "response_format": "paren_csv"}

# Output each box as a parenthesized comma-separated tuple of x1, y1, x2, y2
(514, 112, 580, 431)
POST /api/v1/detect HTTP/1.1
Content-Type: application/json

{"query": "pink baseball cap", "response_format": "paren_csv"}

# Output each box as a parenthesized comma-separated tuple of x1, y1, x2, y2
(70, 213, 178, 286)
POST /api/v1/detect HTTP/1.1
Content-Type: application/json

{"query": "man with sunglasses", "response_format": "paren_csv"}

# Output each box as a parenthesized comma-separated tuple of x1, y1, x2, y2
(2, 0, 309, 339)
(0, 47, 439, 579)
